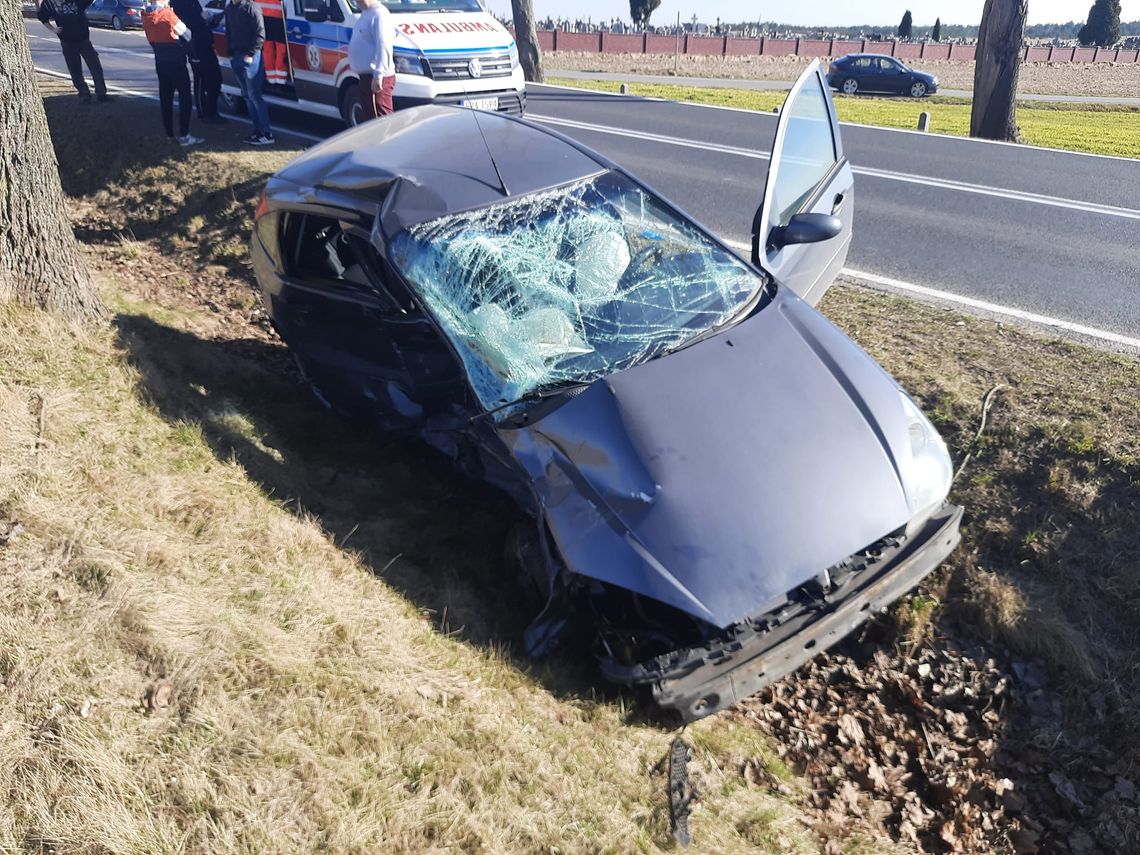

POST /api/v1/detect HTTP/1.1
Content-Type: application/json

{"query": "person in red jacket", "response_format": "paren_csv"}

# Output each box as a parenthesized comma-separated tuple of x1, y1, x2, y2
(143, 0, 204, 145)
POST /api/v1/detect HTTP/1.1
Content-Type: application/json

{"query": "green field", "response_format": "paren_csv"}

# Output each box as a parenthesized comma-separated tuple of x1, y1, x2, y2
(548, 78, 1140, 159)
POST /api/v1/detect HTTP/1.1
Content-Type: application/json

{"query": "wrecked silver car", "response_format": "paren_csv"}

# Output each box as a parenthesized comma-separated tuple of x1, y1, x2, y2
(250, 62, 962, 720)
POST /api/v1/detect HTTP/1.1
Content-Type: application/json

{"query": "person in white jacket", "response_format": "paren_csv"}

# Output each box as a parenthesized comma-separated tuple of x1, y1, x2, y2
(347, 0, 396, 118)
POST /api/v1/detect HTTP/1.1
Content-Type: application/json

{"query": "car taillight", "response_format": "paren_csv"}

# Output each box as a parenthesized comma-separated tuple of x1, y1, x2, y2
(254, 190, 270, 220)
(126, 8, 137, 13)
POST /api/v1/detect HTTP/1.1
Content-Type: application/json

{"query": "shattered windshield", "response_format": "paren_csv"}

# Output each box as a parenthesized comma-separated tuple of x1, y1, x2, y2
(390, 172, 763, 410)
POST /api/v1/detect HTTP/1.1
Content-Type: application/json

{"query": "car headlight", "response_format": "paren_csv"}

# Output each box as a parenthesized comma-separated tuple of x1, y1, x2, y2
(394, 53, 427, 76)
(898, 391, 953, 520)
(509, 42, 519, 70)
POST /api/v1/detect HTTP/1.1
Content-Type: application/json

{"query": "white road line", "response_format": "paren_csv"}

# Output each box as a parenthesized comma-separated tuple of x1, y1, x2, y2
(533, 81, 1140, 165)
(719, 237, 1140, 350)
(844, 267, 1140, 350)
(28, 31, 149, 55)
(34, 66, 324, 143)
(532, 114, 1140, 222)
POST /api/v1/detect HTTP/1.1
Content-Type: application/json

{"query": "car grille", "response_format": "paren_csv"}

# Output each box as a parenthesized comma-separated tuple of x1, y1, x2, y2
(425, 51, 514, 81)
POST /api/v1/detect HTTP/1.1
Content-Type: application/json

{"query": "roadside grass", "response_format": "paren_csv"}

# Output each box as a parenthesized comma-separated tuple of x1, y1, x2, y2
(8, 73, 1140, 851)
(1, 296, 830, 853)
(547, 77, 1140, 159)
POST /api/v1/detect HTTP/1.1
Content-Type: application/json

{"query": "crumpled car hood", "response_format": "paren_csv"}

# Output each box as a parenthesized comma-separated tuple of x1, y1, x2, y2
(501, 294, 916, 628)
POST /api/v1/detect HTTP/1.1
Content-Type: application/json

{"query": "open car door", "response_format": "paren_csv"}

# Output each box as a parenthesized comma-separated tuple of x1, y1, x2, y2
(751, 60, 854, 306)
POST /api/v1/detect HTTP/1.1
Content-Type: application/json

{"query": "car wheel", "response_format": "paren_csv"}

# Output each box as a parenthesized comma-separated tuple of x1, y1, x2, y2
(910, 81, 927, 98)
(339, 83, 365, 129)
(841, 78, 859, 96)
(111, 14, 122, 29)
(220, 90, 247, 115)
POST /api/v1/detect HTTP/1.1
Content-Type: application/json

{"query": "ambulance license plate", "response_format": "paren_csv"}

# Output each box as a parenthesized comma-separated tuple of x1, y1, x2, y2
(462, 97, 499, 111)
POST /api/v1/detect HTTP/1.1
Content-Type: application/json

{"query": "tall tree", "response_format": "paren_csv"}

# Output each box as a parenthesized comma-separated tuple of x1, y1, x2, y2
(897, 9, 913, 38)
(932, 17, 942, 41)
(0, 1, 101, 322)
(629, 0, 662, 28)
(971, 0, 1028, 142)
(1078, 0, 1122, 46)
(510, 0, 544, 82)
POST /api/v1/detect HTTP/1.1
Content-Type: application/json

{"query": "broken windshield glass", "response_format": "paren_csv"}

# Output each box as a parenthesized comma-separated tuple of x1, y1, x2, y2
(390, 171, 763, 410)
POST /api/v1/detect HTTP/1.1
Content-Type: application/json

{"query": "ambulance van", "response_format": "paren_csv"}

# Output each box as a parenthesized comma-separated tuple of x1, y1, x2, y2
(207, 0, 526, 127)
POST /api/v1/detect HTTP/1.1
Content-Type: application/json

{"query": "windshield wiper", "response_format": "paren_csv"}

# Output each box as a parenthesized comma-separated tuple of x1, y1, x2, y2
(471, 382, 590, 426)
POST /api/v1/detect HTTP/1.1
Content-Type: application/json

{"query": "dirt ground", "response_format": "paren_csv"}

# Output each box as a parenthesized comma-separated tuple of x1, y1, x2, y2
(546, 51, 1140, 97)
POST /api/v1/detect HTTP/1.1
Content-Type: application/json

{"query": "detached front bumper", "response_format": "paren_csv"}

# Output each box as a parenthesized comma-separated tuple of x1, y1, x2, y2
(606, 503, 963, 721)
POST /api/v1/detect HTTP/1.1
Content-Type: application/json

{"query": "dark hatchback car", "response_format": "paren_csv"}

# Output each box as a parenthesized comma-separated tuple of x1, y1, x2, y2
(827, 53, 939, 97)
(251, 62, 962, 721)
(87, 0, 145, 29)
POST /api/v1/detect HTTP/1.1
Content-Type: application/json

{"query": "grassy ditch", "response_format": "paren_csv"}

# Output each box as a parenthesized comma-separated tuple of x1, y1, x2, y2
(4, 75, 1139, 852)
(547, 77, 1140, 159)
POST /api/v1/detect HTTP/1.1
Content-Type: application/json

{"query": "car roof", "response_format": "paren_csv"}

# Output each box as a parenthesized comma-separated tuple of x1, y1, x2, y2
(268, 105, 610, 231)
(840, 53, 897, 60)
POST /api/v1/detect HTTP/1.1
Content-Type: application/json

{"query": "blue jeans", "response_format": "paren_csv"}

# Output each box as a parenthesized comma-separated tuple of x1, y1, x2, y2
(231, 53, 270, 136)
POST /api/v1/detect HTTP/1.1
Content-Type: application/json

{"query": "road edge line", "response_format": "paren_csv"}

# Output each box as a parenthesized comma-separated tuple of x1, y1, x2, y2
(33, 66, 324, 144)
(531, 80, 1140, 165)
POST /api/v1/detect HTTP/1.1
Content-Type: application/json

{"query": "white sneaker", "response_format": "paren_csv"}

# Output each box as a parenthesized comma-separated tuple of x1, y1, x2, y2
(178, 134, 204, 146)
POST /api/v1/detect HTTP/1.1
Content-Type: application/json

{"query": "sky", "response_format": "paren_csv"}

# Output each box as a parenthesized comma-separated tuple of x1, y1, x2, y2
(488, 0, 1140, 28)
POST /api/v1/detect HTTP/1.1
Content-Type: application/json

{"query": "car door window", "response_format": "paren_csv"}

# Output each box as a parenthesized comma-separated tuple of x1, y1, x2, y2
(768, 75, 838, 227)
(283, 213, 409, 310)
(878, 58, 900, 74)
(852, 57, 873, 71)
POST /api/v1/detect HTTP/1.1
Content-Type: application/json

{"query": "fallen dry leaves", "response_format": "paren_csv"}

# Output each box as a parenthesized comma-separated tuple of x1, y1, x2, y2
(731, 630, 1139, 853)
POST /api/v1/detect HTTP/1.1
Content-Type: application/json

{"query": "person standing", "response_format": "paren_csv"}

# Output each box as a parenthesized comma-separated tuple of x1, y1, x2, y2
(224, 0, 274, 144)
(38, 0, 109, 103)
(171, 0, 224, 123)
(347, 0, 396, 120)
(142, 0, 204, 145)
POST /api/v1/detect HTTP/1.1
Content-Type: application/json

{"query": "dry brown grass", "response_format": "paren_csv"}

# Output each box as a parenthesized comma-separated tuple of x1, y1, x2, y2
(0, 299, 822, 853)
(825, 286, 1140, 740)
(12, 71, 1140, 852)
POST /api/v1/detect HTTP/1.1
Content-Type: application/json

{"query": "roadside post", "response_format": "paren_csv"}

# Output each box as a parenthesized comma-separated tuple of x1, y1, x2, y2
(674, 12, 680, 74)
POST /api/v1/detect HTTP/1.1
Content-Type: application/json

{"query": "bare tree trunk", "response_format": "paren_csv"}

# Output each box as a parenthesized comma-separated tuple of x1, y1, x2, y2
(970, 0, 1028, 142)
(510, 0, 544, 83)
(0, 0, 101, 322)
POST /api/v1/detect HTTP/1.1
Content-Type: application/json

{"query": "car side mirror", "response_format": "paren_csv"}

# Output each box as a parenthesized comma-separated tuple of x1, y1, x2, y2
(302, 0, 328, 22)
(769, 213, 842, 249)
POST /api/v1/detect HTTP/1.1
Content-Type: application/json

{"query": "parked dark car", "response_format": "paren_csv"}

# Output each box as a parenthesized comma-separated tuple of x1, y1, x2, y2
(827, 53, 939, 97)
(87, 0, 145, 29)
(250, 62, 962, 721)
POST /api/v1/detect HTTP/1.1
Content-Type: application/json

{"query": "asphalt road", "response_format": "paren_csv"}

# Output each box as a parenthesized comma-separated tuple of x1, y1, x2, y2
(549, 70, 1140, 106)
(27, 22, 1140, 349)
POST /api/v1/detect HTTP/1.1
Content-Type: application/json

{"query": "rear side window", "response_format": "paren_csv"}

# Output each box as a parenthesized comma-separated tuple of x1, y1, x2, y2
(851, 57, 873, 69)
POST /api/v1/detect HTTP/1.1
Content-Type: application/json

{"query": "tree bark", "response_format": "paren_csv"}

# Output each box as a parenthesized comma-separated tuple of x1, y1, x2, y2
(510, 0, 543, 83)
(0, 0, 102, 322)
(970, 0, 1028, 142)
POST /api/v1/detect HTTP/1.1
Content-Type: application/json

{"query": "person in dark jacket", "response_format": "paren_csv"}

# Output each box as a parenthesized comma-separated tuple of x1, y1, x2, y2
(170, 0, 224, 122)
(38, 0, 109, 103)
(143, 0, 204, 145)
(224, 0, 274, 144)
